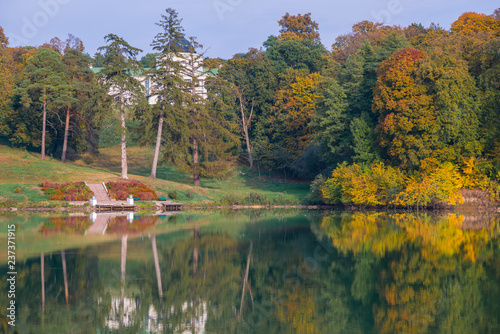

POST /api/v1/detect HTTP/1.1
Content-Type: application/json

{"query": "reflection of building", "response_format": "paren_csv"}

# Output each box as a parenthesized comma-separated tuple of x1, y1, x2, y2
(104, 297, 208, 333)
(105, 297, 163, 332)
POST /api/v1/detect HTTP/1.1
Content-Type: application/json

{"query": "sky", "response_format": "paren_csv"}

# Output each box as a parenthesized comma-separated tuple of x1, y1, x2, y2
(0, 0, 498, 60)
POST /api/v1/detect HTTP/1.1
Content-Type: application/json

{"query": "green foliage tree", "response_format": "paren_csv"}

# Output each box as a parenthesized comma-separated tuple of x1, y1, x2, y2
(0, 26, 14, 138)
(310, 76, 349, 161)
(147, 8, 188, 178)
(139, 52, 158, 68)
(98, 34, 145, 179)
(161, 37, 239, 186)
(265, 36, 328, 74)
(15, 48, 69, 159)
(60, 48, 96, 161)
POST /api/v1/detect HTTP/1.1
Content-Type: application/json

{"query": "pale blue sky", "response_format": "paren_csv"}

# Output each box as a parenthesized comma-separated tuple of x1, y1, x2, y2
(0, 0, 497, 59)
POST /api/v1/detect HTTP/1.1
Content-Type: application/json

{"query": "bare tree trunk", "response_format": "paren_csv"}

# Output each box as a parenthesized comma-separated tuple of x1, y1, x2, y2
(61, 250, 69, 305)
(41, 98, 47, 160)
(41, 253, 45, 314)
(61, 107, 70, 162)
(120, 235, 127, 327)
(193, 227, 199, 276)
(239, 99, 253, 168)
(120, 92, 128, 179)
(150, 112, 164, 178)
(192, 136, 201, 187)
(239, 241, 253, 317)
(151, 235, 163, 298)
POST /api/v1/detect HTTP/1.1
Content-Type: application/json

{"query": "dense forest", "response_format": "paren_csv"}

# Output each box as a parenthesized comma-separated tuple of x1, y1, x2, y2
(0, 8, 499, 206)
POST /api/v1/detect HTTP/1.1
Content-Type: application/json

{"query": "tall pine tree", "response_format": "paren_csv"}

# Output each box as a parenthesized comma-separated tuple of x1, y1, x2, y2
(98, 34, 145, 179)
(16, 48, 69, 159)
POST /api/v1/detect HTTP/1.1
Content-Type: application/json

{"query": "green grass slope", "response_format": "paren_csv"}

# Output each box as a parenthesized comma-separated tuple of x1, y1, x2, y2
(0, 145, 309, 205)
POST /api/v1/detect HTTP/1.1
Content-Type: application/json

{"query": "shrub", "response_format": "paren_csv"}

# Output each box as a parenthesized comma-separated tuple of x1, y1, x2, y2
(41, 181, 93, 201)
(220, 194, 239, 205)
(307, 174, 326, 203)
(242, 192, 267, 205)
(168, 190, 178, 200)
(105, 181, 158, 201)
(321, 161, 463, 207)
(186, 190, 194, 198)
(14, 187, 21, 193)
(82, 155, 94, 165)
(139, 192, 153, 200)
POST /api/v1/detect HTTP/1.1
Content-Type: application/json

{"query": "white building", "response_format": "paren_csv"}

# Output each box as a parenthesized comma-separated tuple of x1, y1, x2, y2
(92, 47, 217, 105)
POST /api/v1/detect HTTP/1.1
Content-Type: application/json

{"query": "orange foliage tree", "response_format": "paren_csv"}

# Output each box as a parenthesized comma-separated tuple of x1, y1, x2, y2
(278, 13, 320, 41)
(451, 12, 500, 35)
(373, 48, 437, 168)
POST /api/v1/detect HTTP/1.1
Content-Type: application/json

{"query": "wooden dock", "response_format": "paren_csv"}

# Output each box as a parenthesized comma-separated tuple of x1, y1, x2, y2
(93, 202, 137, 212)
(158, 202, 184, 211)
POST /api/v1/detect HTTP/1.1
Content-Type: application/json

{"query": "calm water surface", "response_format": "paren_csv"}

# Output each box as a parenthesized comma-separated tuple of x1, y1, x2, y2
(0, 210, 499, 333)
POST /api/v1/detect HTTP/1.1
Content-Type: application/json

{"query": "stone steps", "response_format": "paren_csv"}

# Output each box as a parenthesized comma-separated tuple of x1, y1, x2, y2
(87, 183, 112, 202)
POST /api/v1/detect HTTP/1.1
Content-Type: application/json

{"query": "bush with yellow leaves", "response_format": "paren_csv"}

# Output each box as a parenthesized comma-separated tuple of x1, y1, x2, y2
(321, 160, 464, 207)
(321, 162, 404, 206)
(393, 162, 464, 207)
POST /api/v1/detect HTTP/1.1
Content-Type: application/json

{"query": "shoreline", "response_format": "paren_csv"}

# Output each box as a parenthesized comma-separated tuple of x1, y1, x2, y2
(1, 203, 498, 213)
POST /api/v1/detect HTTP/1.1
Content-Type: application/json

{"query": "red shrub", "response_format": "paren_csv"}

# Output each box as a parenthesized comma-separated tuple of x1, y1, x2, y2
(105, 181, 158, 201)
(139, 192, 153, 200)
(42, 181, 93, 201)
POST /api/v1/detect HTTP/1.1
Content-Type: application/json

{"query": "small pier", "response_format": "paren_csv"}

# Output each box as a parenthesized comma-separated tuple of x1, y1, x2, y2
(158, 202, 184, 211)
(94, 203, 137, 212)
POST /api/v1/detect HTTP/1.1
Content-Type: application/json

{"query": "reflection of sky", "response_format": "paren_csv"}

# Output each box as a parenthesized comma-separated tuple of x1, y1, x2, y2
(0, 0, 497, 59)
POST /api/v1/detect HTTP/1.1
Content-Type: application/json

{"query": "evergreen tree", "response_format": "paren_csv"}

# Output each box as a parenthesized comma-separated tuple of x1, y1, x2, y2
(15, 48, 69, 159)
(60, 48, 95, 161)
(98, 34, 145, 179)
(148, 8, 187, 178)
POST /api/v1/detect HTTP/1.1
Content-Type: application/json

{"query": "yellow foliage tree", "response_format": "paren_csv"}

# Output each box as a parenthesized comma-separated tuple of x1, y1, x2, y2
(451, 12, 500, 35)
(273, 72, 322, 157)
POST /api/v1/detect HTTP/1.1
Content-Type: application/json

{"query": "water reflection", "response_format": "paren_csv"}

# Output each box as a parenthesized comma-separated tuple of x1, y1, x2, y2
(0, 211, 499, 333)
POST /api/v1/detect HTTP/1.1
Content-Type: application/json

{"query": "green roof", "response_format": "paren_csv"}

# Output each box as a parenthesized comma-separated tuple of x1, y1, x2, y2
(92, 67, 218, 77)
(91, 67, 151, 76)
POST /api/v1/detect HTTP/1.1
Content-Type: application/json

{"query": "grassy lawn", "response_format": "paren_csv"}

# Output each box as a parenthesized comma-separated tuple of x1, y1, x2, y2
(0, 144, 310, 205)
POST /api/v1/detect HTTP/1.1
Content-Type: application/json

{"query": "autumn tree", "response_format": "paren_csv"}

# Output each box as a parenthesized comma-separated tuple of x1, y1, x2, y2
(98, 34, 145, 179)
(278, 12, 320, 41)
(331, 21, 403, 63)
(273, 72, 322, 159)
(451, 12, 500, 35)
(373, 48, 437, 168)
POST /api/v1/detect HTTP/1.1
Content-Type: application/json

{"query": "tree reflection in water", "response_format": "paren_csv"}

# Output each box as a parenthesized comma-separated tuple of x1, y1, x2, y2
(0, 211, 499, 333)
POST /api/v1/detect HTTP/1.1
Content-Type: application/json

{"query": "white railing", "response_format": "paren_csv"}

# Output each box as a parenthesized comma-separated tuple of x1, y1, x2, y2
(102, 182, 110, 199)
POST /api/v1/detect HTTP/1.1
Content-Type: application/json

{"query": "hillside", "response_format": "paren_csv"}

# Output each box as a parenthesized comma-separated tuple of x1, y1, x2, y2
(0, 144, 309, 206)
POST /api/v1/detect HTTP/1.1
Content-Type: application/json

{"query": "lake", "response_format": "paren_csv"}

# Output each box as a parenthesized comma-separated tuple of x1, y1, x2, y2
(1, 210, 499, 333)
